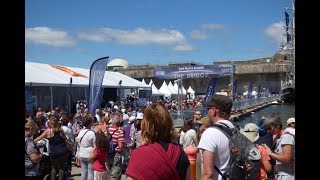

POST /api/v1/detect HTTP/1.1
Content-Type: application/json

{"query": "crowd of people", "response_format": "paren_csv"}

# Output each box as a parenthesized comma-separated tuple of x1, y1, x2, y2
(25, 95, 295, 180)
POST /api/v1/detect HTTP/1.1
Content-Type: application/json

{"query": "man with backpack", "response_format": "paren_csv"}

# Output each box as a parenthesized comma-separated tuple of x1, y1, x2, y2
(198, 94, 235, 180)
(198, 94, 261, 180)
(105, 112, 125, 180)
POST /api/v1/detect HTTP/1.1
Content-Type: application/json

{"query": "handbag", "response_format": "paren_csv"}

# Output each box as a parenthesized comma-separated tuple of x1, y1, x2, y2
(60, 131, 75, 152)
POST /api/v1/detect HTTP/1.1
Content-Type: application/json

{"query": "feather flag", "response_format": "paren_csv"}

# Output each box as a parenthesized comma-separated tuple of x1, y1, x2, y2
(88, 56, 109, 114)
(285, 11, 290, 27)
(247, 82, 253, 99)
(204, 78, 218, 103)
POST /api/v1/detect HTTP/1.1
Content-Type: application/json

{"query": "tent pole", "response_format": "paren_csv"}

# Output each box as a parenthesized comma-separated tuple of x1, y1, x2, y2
(50, 86, 53, 110)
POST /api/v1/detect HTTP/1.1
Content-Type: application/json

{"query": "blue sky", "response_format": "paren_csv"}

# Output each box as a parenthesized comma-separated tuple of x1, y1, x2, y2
(25, 0, 293, 69)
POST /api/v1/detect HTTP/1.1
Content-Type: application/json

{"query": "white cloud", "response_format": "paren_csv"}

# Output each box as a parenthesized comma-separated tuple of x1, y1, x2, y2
(201, 24, 225, 30)
(264, 22, 286, 45)
(172, 43, 195, 51)
(190, 23, 227, 40)
(25, 27, 75, 47)
(78, 27, 186, 45)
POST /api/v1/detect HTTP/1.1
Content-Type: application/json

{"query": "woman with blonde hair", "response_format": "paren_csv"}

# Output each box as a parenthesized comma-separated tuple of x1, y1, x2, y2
(126, 103, 190, 180)
(25, 118, 44, 179)
(34, 116, 70, 180)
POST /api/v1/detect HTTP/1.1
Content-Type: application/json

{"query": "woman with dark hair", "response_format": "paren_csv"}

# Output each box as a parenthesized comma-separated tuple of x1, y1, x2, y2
(76, 113, 96, 180)
(126, 103, 190, 180)
(179, 119, 198, 149)
(89, 131, 108, 180)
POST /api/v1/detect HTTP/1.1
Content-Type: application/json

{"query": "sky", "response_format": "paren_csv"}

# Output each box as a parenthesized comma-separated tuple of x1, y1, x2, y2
(25, 0, 294, 69)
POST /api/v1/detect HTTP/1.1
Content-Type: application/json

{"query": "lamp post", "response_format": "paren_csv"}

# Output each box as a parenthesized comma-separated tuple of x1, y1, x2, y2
(68, 77, 72, 116)
(118, 80, 122, 102)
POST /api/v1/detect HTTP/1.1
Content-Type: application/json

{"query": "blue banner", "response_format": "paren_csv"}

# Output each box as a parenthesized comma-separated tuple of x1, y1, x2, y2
(25, 86, 33, 116)
(88, 56, 109, 114)
(285, 11, 290, 27)
(154, 64, 233, 79)
(204, 78, 218, 103)
(247, 82, 253, 99)
(232, 79, 238, 101)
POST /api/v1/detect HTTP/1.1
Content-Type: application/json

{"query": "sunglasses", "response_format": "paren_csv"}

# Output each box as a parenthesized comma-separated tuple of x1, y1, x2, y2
(194, 113, 201, 115)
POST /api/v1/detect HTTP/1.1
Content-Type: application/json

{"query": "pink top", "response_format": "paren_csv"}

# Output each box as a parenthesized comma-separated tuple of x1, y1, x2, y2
(92, 149, 108, 172)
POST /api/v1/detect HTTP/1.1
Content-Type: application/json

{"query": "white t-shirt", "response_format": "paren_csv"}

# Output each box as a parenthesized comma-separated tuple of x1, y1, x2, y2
(284, 127, 295, 135)
(77, 128, 96, 159)
(198, 120, 235, 180)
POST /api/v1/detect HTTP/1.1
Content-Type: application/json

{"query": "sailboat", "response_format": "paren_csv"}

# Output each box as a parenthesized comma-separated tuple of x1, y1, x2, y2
(280, 0, 295, 103)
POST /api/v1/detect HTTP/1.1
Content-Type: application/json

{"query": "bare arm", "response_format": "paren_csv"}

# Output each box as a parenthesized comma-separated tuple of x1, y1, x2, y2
(34, 129, 49, 142)
(88, 148, 96, 161)
(29, 152, 43, 164)
(201, 149, 214, 180)
(264, 144, 294, 163)
(126, 176, 134, 180)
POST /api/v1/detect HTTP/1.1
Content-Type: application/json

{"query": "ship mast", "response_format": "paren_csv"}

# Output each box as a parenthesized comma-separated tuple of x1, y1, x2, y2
(280, 0, 295, 89)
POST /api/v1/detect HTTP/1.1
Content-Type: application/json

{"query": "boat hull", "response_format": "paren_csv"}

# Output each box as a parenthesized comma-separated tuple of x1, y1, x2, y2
(280, 87, 295, 103)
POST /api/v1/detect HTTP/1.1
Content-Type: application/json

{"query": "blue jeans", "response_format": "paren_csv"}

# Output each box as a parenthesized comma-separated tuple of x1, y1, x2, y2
(80, 158, 93, 180)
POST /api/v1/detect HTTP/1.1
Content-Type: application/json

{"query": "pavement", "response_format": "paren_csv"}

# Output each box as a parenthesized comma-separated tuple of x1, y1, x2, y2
(69, 163, 126, 180)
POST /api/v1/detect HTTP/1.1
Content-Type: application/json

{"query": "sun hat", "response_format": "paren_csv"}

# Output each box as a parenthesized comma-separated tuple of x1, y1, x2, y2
(242, 123, 259, 142)
(128, 116, 137, 124)
(136, 113, 144, 120)
(286, 117, 295, 125)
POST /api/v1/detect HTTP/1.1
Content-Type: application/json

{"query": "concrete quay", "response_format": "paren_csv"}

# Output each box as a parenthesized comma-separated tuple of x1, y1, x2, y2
(230, 100, 280, 121)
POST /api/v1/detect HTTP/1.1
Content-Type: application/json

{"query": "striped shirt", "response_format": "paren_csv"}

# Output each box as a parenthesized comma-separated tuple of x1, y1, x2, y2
(106, 125, 125, 152)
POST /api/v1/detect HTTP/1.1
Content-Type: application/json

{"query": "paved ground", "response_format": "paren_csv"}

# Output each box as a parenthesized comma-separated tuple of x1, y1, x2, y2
(69, 164, 126, 180)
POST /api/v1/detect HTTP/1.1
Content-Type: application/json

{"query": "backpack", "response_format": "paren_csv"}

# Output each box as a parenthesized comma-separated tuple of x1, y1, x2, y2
(106, 128, 118, 154)
(211, 122, 261, 180)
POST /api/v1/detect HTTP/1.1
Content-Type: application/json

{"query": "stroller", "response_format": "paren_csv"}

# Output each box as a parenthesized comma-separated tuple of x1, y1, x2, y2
(36, 138, 52, 180)
(37, 138, 71, 180)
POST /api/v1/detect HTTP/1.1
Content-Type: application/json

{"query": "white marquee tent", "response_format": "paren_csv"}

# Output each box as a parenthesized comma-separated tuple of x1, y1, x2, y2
(25, 61, 150, 89)
(159, 81, 173, 96)
(25, 61, 151, 111)
(187, 86, 195, 99)
(168, 81, 178, 94)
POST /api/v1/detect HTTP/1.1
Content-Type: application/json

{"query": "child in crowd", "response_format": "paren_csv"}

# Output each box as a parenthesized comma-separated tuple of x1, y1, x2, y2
(89, 131, 108, 180)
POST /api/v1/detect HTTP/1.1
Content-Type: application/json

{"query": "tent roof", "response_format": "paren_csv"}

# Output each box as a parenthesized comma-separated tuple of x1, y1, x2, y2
(25, 61, 150, 88)
(159, 81, 173, 96)
(167, 81, 178, 94)
(187, 86, 195, 93)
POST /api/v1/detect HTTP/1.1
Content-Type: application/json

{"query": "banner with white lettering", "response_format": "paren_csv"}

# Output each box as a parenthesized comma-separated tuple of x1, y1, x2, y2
(154, 64, 233, 79)
(88, 56, 109, 114)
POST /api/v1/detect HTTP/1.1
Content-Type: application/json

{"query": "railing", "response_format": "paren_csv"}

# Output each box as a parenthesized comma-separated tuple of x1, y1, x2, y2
(172, 95, 281, 127)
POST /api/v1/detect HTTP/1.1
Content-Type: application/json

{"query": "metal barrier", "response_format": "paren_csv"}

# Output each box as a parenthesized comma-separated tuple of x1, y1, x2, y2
(172, 95, 281, 127)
